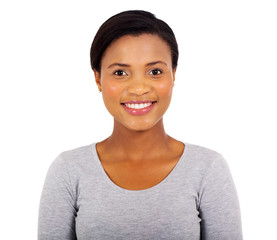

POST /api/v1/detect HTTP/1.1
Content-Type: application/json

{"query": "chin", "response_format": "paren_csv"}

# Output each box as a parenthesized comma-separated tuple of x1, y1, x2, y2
(128, 125, 153, 132)
(121, 118, 162, 132)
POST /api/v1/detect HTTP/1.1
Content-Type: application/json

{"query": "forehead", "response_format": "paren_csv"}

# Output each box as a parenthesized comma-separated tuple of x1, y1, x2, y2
(101, 34, 172, 67)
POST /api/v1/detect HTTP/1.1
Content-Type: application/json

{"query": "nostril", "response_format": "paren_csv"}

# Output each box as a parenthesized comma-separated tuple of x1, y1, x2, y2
(127, 84, 151, 95)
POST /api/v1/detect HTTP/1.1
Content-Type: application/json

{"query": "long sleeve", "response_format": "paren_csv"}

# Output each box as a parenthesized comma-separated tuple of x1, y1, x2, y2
(198, 154, 243, 240)
(38, 154, 77, 240)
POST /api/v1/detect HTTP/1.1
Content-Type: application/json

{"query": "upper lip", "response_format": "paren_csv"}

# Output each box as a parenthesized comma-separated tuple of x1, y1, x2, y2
(121, 100, 157, 104)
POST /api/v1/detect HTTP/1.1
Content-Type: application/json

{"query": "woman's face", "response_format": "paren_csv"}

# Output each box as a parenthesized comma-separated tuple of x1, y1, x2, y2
(94, 34, 176, 131)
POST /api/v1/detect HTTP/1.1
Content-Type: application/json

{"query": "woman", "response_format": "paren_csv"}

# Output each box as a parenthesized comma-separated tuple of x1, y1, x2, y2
(38, 10, 243, 239)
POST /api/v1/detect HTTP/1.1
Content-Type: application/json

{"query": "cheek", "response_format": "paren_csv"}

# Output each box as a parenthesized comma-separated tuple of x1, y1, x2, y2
(102, 80, 122, 101)
(156, 80, 174, 98)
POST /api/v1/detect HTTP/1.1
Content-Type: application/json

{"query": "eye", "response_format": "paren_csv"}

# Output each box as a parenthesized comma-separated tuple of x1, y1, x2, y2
(113, 70, 127, 76)
(149, 69, 163, 75)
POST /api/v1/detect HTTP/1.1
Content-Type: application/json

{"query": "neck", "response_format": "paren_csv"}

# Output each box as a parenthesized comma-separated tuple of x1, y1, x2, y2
(104, 118, 171, 161)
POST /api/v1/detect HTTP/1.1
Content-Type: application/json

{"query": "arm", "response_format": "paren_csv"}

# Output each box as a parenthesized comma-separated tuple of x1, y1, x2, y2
(38, 154, 77, 240)
(199, 154, 243, 240)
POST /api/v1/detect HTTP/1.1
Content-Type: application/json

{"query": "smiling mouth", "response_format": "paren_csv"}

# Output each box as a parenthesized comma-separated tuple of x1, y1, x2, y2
(121, 101, 157, 109)
(120, 101, 157, 116)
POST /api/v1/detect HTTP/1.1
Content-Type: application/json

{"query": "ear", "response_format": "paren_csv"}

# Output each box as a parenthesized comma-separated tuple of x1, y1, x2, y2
(172, 67, 177, 86)
(93, 70, 102, 91)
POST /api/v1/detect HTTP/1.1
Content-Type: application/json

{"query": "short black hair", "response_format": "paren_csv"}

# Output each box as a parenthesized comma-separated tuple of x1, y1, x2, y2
(90, 10, 178, 72)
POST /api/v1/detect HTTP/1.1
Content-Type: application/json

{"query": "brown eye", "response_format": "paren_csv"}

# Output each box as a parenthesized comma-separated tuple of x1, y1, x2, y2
(149, 69, 162, 75)
(114, 70, 127, 76)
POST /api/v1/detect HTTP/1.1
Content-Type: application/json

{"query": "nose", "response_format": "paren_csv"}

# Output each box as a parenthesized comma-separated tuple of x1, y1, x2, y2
(127, 75, 151, 96)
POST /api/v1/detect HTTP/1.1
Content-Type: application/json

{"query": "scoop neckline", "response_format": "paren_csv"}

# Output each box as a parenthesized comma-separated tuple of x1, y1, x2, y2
(91, 142, 189, 194)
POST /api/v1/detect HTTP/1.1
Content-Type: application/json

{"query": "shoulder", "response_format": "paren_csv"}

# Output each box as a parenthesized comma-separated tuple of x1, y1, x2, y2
(181, 142, 232, 187)
(58, 143, 94, 164)
(184, 143, 234, 189)
(47, 143, 95, 177)
(183, 142, 224, 169)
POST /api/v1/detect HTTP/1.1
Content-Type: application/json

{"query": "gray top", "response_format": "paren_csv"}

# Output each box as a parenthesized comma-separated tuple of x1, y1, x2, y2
(38, 142, 243, 240)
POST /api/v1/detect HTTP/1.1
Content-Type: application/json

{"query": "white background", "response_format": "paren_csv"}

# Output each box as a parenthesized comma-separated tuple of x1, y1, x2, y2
(0, 0, 276, 239)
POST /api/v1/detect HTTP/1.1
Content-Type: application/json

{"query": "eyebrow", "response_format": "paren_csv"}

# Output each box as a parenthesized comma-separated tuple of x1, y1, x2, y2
(107, 61, 168, 69)
(146, 61, 168, 67)
(107, 63, 130, 69)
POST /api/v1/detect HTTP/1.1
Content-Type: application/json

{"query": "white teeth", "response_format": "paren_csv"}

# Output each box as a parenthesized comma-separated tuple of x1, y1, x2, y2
(125, 102, 153, 109)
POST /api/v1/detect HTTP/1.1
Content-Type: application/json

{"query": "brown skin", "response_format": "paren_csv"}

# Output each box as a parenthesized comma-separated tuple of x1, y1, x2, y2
(94, 34, 185, 190)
